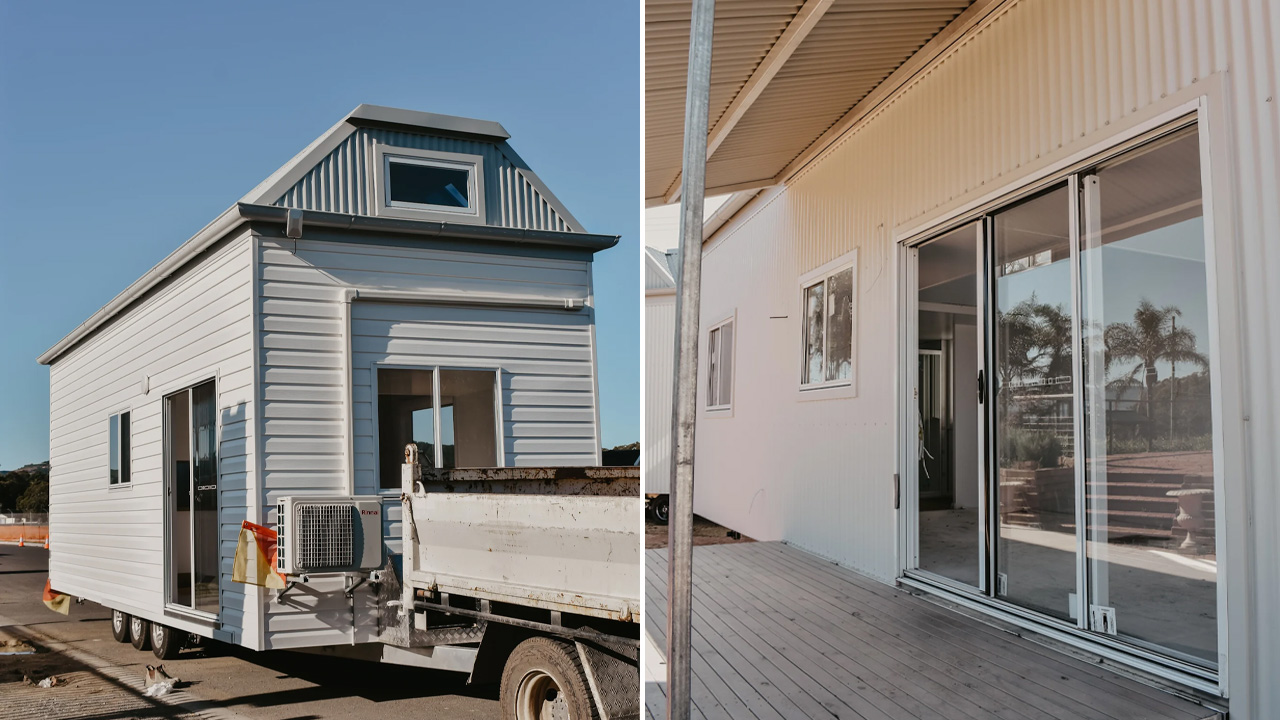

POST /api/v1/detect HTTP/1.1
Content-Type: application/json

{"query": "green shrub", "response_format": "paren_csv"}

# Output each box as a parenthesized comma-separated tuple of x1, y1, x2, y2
(1001, 429, 1063, 468)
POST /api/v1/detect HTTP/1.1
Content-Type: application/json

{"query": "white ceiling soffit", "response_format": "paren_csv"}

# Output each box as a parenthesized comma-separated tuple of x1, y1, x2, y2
(646, 0, 993, 205)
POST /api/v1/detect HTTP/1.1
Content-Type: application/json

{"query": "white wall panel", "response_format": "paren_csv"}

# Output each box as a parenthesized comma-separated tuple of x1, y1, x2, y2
(257, 236, 601, 648)
(47, 233, 256, 646)
(694, 1, 1277, 712)
(644, 293, 676, 495)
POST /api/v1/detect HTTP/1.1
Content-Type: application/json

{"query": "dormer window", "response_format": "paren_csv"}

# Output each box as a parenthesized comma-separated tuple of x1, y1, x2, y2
(373, 145, 486, 223)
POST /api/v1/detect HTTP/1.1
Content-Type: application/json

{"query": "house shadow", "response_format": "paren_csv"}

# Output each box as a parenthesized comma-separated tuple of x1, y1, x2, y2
(204, 641, 498, 707)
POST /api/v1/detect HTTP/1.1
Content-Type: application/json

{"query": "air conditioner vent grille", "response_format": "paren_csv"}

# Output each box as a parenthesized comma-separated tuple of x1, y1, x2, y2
(295, 503, 353, 570)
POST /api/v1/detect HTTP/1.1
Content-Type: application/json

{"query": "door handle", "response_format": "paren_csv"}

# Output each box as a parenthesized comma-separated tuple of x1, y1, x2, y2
(977, 370, 985, 403)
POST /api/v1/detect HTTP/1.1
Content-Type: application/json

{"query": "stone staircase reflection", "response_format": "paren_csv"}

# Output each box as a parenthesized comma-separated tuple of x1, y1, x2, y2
(1000, 466, 1215, 552)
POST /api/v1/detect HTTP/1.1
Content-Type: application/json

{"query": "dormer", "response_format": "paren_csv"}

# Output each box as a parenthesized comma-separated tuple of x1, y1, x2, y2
(240, 104, 584, 232)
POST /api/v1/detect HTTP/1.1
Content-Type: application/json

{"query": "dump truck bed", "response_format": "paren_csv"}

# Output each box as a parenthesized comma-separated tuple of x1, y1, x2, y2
(400, 467, 641, 623)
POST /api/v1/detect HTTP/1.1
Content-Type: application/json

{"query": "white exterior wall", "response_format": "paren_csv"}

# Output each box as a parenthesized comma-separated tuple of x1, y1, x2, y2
(693, 0, 1277, 713)
(644, 291, 676, 495)
(256, 236, 600, 649)
(47, 232, 257, 646)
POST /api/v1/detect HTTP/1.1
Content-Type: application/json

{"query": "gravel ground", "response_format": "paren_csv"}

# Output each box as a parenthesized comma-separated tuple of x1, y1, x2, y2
(645, 514, 754, 549)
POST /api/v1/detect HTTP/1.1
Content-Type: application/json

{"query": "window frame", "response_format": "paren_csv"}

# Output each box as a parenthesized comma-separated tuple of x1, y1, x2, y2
(705, 314, 736, 412)
(371, 144, 487, 224)
(108, 409, 132, 487)
(798, 250, 858, 397)
(371, 363, 505, 493)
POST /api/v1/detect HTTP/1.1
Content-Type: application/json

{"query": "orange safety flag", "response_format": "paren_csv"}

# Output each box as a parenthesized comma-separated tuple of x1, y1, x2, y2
(231, 520, 287, 589)
(42, 578, 69, 615)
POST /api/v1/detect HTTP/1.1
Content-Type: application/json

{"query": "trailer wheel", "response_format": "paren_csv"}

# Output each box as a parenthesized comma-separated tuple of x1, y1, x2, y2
(129, 615, 152, 651)
(500, 637, 597, 720)
(111, 609, 131, 643)
(150, 622, 184, 660)
(652, 494, 670, 524)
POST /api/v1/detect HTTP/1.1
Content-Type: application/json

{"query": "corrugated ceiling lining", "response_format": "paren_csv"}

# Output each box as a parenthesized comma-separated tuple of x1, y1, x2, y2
(706, 0, 972, 191)
(646, 0, 804, 201)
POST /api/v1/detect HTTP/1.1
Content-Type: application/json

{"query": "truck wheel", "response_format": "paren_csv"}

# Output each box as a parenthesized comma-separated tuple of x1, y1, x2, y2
(653, 495, 670, 524)
(111, 609, 132, 643)
(129, 615, 152, 651)
(150, 622, 184, 659)
(500, 637, 597, 720)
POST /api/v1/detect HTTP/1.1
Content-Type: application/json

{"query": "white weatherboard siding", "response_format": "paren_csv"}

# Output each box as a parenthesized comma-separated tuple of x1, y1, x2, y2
(257, 236, 598, 648)
(694, 0, 1277, 712)
(47, 232, 256, 646)
(644, 293, 675, 495)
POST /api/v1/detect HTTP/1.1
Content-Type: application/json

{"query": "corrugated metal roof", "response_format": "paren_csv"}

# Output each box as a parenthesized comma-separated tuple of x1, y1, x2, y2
(646, 246, 679, 290)
(645, 0, 977, 203)
(647, 0, 804, 203)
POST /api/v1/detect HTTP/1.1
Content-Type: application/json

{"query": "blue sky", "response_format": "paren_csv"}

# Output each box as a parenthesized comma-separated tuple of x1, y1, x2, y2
(0, 1, 640, 469)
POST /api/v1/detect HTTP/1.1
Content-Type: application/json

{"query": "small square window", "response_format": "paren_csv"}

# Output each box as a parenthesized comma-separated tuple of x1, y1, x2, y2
(387, 159, 472, 209)
(109, 411, 131, 485)
(373, 146, 486, 223)
(707, 318, 734, 410)
(800, 258, 856, 390)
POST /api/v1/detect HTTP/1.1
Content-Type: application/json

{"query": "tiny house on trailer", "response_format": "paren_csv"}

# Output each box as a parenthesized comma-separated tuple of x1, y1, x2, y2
(39, 105, 639, 713)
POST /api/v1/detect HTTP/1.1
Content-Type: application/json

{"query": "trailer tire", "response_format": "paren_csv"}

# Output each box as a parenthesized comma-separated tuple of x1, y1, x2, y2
(652, 494, 670, 524)
(150, 623, 183, 660)
(111, 609, 131, 643)
(500, 636, 598, 720)
(129, 615, 151, 651)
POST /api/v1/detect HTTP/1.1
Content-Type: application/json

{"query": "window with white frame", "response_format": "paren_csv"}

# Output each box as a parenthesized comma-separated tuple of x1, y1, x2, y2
(374, 146, 485, 222)
(800, 257, 856, 389)
(707, 318, 734, 410)
(108, 411, 131, 485)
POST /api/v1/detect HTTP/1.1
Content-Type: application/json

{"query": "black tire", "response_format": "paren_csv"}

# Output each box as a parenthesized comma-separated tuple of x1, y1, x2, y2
(110, 609, 131, 643)
(129, 615, 151, 651)
(500, 637, 597, 720)
(652, 495, 670, 524)
(150, 622, 184, 660)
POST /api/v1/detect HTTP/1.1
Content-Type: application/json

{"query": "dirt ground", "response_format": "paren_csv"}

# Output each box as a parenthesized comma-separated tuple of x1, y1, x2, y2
(645, 514, 755, 549)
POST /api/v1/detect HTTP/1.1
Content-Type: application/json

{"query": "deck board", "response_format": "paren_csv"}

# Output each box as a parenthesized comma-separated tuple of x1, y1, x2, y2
(645, 542, 1221, 720)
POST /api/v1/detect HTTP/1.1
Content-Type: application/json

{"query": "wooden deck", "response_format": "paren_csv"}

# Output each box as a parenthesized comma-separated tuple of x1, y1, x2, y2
(645, 542, 1221, 720)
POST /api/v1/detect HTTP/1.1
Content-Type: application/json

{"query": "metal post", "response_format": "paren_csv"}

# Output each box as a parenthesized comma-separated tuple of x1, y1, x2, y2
(667, 0, 715, 718)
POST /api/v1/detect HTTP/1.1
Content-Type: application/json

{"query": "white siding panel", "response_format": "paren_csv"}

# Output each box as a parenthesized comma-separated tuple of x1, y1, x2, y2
(47, 233, 256, 646)
(694, 0, 1278, 713)
(644, 294, 676, 495)
(258, 236, 600, 648)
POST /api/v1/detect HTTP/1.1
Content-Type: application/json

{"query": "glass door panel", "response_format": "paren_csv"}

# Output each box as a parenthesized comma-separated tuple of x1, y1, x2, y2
(191, 380, 219, 615)
(166, 391, 192, 608)
(991, 184, 1078, 621)
(916, 222, 983, 589)
(166, 380, 219, 615)
(1079, 127, 1218, 664)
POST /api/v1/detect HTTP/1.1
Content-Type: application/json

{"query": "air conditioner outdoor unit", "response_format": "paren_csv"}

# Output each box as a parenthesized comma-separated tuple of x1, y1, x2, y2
(276, 496, 383, 575)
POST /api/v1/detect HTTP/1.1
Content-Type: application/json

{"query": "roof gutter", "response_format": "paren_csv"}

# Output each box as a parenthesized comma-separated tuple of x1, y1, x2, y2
(38, 203, 619, 366)
(235, 204, 619, 252)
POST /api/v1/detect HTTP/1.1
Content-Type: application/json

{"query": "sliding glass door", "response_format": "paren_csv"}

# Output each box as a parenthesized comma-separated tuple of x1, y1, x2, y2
(166, 379, 219, 615)
(910, 122, 1220, 672)
(1079, 127, 1217, 664)
(990, 184, 1079, 622)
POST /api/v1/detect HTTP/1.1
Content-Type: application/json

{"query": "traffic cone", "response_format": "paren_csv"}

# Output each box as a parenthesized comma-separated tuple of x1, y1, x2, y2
(43, 537, 49, 550)
(18, 536, 24, 547)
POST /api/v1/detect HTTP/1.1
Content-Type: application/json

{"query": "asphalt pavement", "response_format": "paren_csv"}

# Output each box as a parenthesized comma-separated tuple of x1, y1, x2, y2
(0, 544, 499, 719)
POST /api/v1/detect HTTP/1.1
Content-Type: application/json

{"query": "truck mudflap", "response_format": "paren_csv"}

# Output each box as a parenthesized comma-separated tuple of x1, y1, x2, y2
(577, 639, 641, 720)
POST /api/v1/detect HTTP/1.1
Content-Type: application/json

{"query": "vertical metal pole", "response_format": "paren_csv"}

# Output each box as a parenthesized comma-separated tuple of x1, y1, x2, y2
(667, 0, 715, 718)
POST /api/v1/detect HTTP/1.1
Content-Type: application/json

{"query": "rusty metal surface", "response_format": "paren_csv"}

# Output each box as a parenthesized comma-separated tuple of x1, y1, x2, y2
(416, 466, 640, 496)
